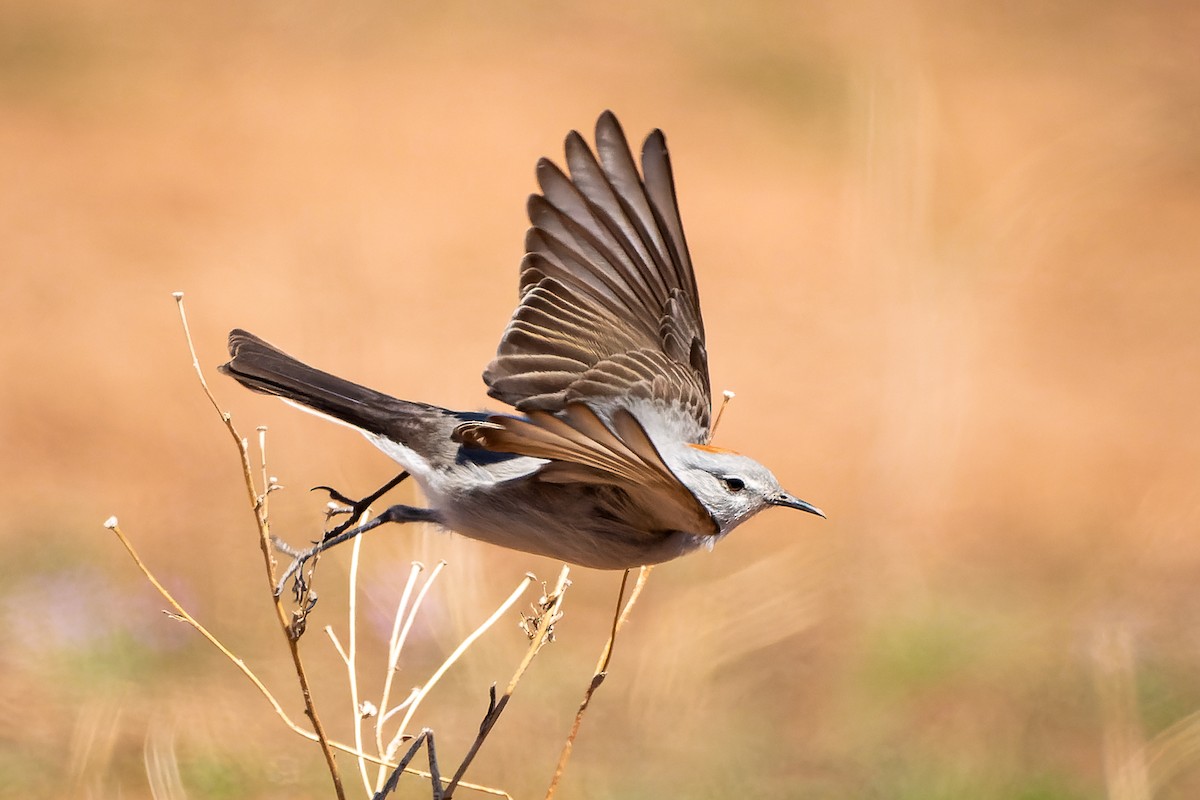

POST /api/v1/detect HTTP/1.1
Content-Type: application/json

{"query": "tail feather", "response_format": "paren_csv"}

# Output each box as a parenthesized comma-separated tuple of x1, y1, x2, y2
(219, 329, 457, 460)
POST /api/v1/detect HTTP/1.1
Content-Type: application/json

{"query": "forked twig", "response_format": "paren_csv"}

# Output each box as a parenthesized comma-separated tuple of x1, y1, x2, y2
(373, 729, 443, 800)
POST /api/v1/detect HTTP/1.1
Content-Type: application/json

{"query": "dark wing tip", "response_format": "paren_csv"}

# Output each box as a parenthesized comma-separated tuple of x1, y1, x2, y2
(535, 156, 571, 193)
(595, 109, 626, 139)
(641, 128, 668, 161)
(564, 129, 588, 150)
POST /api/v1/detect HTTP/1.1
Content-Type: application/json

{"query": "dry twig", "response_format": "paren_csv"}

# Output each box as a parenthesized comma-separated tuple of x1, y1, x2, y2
(172, 293, 348, 798)
(543, 565, 653, 799)
(439, 566, 572, 800)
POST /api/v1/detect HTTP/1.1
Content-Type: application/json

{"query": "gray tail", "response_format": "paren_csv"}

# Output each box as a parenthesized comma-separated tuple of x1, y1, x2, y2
(219, 329, 454, 447)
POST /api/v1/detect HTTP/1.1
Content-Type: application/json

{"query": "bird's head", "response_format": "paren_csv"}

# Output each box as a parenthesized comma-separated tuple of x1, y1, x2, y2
(667, 443, 824, 535)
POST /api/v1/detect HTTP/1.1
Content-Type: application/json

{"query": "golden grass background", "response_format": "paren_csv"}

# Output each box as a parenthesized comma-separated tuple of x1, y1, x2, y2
(3, 1, 1199, 797)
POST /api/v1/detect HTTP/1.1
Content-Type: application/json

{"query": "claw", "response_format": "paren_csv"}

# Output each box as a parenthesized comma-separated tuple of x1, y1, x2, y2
(273, 471, 418, 599)
(312, 484, 358, 507)
(310, 471, 411, 543)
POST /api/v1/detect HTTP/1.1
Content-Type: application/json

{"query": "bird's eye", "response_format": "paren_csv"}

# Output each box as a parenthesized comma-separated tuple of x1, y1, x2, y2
(721, 476, 746, 492)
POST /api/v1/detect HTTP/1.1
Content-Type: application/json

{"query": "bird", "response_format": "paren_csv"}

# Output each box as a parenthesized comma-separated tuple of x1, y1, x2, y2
(220, 110, 823, 575)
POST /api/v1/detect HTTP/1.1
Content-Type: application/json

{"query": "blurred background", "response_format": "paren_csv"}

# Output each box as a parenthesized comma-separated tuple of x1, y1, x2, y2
(3, 1, 1199, 797)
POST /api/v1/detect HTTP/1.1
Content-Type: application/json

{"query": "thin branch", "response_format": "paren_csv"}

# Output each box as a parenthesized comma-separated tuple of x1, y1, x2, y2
(347, 521, 372, 795)
(173, 293, 345, 799)
(373, 560, 447, 790)
(543, 565, 653, 799)
(708, 389, 736, 443)
(374, 729, 444, 800)
(106, 295, 517, 800)
(385, 573, 538, 764)
(374, 559, 448, 772)
(102, 518, 386, 767)
(442, 567, 572, 800)
(376, 562, 426, 757)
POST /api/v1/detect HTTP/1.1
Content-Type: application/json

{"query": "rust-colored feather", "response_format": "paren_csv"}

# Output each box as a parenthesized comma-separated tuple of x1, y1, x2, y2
(455, 403, 717, 535)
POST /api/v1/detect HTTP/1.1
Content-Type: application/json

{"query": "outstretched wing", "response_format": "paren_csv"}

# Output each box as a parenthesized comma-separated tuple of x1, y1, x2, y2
(483, 111, 711, 444)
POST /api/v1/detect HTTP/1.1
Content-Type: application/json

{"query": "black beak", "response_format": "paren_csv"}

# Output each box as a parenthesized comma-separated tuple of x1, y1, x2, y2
(771, 491, 825, 518)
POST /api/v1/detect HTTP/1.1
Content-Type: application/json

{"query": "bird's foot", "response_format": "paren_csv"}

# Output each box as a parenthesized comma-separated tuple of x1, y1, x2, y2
(313, 470, 411, 542)
(270, 471, 412, 602)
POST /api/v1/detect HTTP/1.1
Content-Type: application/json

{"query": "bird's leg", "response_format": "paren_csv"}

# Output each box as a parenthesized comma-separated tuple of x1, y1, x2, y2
(314, 470, 411, 542)
(276, 470, 415, 600)
(276, 502, 440, 598)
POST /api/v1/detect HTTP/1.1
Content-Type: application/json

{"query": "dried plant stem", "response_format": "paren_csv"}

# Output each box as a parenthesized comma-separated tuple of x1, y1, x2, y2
(332, 559, 532, 795)
(386, 573, 539, 765)
(442, 566, 572, 800)
(368, 567, 551, 798)
(103, 518, 380, 766)
(109, 514, 517, 800)
(708, 389, 736, 442)
(344, 529, 373, 795)
(543, 565, 653, 800)
(173, 293, 346, 799)
(376, 561, 432, 753)
(370, 560, 447, 789)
